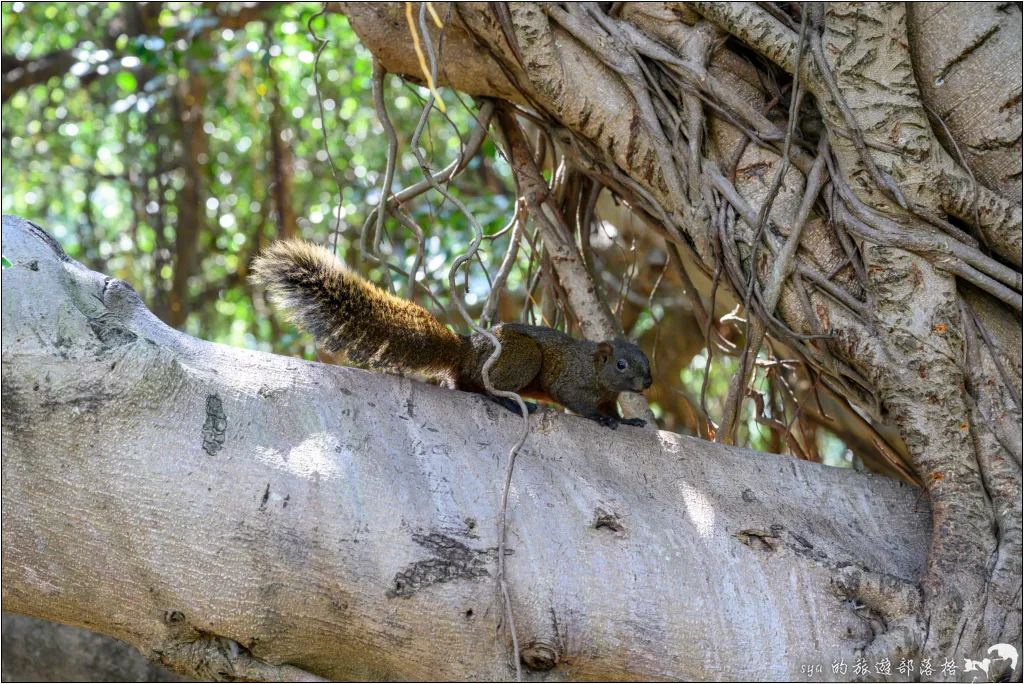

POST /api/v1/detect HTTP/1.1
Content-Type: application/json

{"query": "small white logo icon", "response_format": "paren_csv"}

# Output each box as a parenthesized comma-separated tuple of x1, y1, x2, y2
(987, 643, 1018, 671)
(968, 644, 1019, 677)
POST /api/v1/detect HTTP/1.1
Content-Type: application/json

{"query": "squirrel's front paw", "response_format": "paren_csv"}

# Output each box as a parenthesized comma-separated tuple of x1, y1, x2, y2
(620, 417, 646, 427)
(593, 415, 620, 430)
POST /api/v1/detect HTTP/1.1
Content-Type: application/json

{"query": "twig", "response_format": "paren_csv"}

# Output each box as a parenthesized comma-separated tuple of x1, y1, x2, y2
(358, 102, 495, 238)
(666, 241, 737, 355)
(405, 1, 446, 112)
(959, 299, 1024, 470)
(306, 5, 346, 256)
(388, 206, 428, 301)
(366, 58, 400, 266)
(781, 366, 821, 458)
(481, 201, 526, 326)
(744, 8, 807, 311)
(700, 196, 727, 435)
(819, 383, 921, 486)
(724, 10, 809, 442)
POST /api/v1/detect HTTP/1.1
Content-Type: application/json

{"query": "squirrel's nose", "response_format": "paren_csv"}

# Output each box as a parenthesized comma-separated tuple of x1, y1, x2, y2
(643, 376, 653, 390)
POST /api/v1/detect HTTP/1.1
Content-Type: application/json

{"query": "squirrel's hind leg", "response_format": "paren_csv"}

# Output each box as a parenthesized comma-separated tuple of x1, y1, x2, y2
(487, 394, 538, 415)
(478, 327, 543, 392)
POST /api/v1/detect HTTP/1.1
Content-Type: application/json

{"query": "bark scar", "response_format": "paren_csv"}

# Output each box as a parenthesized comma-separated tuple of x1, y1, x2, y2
(202, 394, 227, 456)
(387, 532, 504, 599)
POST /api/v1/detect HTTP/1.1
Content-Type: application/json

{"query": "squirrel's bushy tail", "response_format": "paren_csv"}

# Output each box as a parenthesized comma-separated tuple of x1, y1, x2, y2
(250, 240, 465, 377)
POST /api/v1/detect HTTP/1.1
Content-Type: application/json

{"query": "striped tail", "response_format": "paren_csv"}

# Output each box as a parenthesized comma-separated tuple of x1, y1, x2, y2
(250, 240, 465, 377)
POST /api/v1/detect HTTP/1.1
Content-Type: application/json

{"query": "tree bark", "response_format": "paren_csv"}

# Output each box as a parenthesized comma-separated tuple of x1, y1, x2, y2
(907, 2, 1023, 205)
(2, 214, 935, 680)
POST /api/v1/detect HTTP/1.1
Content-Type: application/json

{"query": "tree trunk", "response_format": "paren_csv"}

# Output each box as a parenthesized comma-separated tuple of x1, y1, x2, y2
(3, 214, 934, 680)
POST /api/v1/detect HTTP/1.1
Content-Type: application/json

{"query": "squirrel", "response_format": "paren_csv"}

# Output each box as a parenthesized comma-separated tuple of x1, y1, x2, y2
(250, 239, 653, 429)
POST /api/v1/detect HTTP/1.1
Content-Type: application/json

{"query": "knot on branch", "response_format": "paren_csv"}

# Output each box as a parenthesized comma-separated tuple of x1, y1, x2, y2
(152, 634, 254, 681)
(520, 640, 559, 671)
(101, 276, 160, 327)
(202, 394, 228, 456)
(832, 565, 923, 621)
(87, 311, 138, 350)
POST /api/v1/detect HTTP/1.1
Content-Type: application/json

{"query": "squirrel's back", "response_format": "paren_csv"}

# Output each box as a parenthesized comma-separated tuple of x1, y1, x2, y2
(249, 239, 465, 377)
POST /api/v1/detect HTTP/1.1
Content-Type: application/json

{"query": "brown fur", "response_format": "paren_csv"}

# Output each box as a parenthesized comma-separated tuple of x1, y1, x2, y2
(250, 240, 465, 377)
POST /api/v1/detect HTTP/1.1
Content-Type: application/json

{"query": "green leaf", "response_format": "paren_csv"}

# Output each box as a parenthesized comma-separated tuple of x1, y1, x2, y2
(1, 255, 12, 268)
(116, 71, 137, 93)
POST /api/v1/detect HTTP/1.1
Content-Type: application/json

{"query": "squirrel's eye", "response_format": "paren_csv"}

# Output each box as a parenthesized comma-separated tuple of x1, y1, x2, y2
(616, 359, 627, 370)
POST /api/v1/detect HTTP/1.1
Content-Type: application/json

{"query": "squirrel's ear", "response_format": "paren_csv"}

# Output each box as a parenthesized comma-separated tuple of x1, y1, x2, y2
(594, 342, 613, 366)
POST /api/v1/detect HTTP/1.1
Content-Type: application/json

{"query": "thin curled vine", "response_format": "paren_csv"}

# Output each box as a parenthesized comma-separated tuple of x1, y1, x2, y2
(309, 4, 532, 674)
(393, 5, 531, 678)
(306, 5, 346, 258)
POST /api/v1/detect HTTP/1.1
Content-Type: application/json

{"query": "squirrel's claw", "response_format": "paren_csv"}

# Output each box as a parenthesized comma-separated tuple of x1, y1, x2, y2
(592, 415, 645, 429)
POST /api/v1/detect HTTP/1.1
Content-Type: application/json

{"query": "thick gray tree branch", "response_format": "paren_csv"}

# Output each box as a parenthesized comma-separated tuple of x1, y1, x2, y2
(1, 215, 933, 680)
